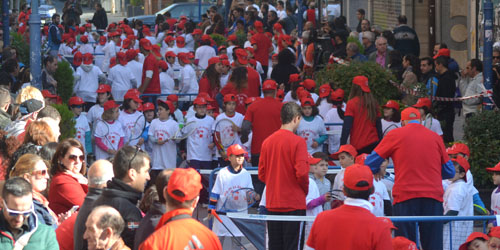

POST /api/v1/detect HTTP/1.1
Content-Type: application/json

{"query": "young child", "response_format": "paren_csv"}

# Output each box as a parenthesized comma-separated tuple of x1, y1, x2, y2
(297, 97, 327, 154)
(302, 79, 320, 102)
(78, 35, 94, 54)
(324, 89, 346, 154)
(443, 156, 473, 250)
(118, 89, 145, 148)
(141, 102, 155, 158)
(381, 100, 401, 136)
(178, 52, 199, 102)
(209, 144, 257, 249)
(125, 49, 143, 88)
(226, 35, 238, 63)
(167, 94, 184, 125)
(94, 100, 124, 160)
(159, 60, 175, 100)
(487, 162, 500, 215)
(186, 96, 215, 170)
(148, 99, 179, 182)
(94, 36, 107, 71)
(413, 97, 443, 136)
(213, 94, 244, 166)
(331, 145, 357, 203)
(458, 232, 489, 250)
(317, 84, 332, 118)
(74, 53, 106, 111)
(87, 84, 112, 130)
(355, 154, 391, 217)
(311, 152, 332, 210)
(108, 52, 137, 102)
(69, 96, 92, 155)
(490, 228, 500, 249)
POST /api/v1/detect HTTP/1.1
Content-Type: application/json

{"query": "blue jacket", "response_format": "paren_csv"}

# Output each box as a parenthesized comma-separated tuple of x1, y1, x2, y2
(47, 23, 62, 51)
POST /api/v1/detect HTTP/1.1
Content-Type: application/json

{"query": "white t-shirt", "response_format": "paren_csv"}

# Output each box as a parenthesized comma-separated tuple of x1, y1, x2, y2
(443, 179, 473, 250)
(381, 119, 401, 137)
(74, 114, 90, 148)
(220, 73, 230, 89)
(109, 64, 136, 102)
(324, 104, 345, 154)
(212, 167, 253, 236)
(94, 120, 124, 160)
(332, 168, 346, 200)
(118, 110, 145, 147)
(370, 179, 390, 216)
(79, 44, 94, 55)
(317, 98, 332, 119)
(296, 116, 327, 154)
(305, 177, 322, 240)
(148, 118, 179, 169)
(185, 34, 195, 52)
(186, 115, 215, 161)
(94, 45, 105, 71)
(491, 187, 500, 215)
(422, 116, 443, 136)
(212, 112, 244, 158)
(159, 72, 175, 97)
(102, 40, 119, 72)
(87, 104, 104, 127)
(126, 60, 143, 89)
(227, 45, 236, 63)
(145, 35, 157, 45)
(179, 64, 199, 98)
(195, 45, 217, 70)
(74, 65, 103, 102)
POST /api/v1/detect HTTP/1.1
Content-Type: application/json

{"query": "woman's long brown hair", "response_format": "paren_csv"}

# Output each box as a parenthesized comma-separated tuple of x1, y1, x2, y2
(202, 63, 221, 90)
(229, 67, 248, 92)
(348, 84, 379, 123)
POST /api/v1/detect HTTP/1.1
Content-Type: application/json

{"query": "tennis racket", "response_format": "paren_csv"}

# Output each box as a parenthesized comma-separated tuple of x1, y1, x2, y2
(94, 119, 116, 151)
(422, 113, 433, 129)
(170, 121, 197, 140)
(127, 114, 146, 145)
(218, 187, 260, 213)
(383, 123, 399, 136)
(214, 118, 239, 154)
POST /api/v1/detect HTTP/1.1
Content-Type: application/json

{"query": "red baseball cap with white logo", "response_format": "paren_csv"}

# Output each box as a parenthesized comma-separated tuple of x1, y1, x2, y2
(103, 100, 120, 111)
(352, 75, 370, 93)
(142, 102, 155, 111)
(262, 80, 277, 91)
(68, 96, 84, 106)
(97, 84, 111, 93)
(330, 144, 358, 159)
(223, 94, 237, 103)
(343, 164, 373, 191)
(227, 144, 247, 156)
(413, 97, 432, 109)
(319, 84, 331, 98)
(382, 100, 400, 111)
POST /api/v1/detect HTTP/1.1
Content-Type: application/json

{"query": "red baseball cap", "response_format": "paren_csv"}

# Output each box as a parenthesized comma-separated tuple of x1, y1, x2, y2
(116, 52, 128, 66)
(249, 59, 257, 67)
(227, 144, 247, 156)
(352, 75, 370, 93)
(42, 90, 57, 98)
(413, 97, 432, 109)
(297, 88, 311, 100)
(187, 52, 195, 59)
(245, 97, 259, 105)
(447, 143, 470, 157)
(97, 84, 111, 93)
(176, 36, 185, 45)
(459, 232, 489, 250)
(177, 52, 190, 64)
(330, 144, 358, 159)
(382, 100, 400, 111)
(227, 34, 237, 42)
(319, 84, 332, 98)
(192, 29, 202, 35)
(303, 79, 316, 91)
(167, 168, 202, 202)
(158, 60, 168, 70)
(276, 89, 285, 102)
(254, 21, 264, 32)
(152, 44, 161, 57)
(300, 97, 314, 107)
(68, 96, 85, 106)
(392, 237, 417, 250)
(223, 93, 237, 103)
(142, 102, 155, 111)
(208, 57, 220, 66)
(83, 53, 93, 65)
(330, 89, 345, 102)
(103, 100, 120, 111)
(273, 22, 283, 31)
(451, 155, 470, 181)
(139, 38, 152, 50)
(142, 27, 152, 36)
(80, 35, 88, 44)
(73, 52, 83, 66)
(434, 48, 450, 59)
(99, 36, 107, 45)
(157, 99, 175, 112)
(122, 38, 131, 49)
(245, 47, 255, 55)
(486, 162, 500, 172)
(201, 34, 211, 42)
(343, 164, 373, 191)
(234, 49, 248, 65)
(207, 105, 216, 110)
(289, 73, 301, 83)
(401, 107, 421, 121)
(221, 59, 230, 66)
(167, 94, 179, 102)
(165, 51, 176, 58)
(491, 227, 500, 239)
(354, 153, 368, 165)
(262, 79, 277, 91)
(164, 36, 174, 43)
(126, 49, 138, 61)
(308, 154, 322, 165)
(123, 89, 143, 103)
(177, 21, 185, 30)
(193, 97, 208, 105)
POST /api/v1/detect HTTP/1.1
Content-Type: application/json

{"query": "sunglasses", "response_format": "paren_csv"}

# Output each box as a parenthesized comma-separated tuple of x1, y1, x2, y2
(32, 169, 48, 178)
(128, 146, 144, 170)
(2, 200, 33, 217)
(68, 154, 85, 162)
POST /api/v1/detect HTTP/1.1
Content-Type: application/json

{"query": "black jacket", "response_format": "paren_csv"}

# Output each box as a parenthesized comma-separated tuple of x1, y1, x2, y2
(393, 25, 420, 57)
(435, 70, 457, 114)
(92, 178, 143, 249)
(133, 201, 166, 250)
(74, 187, 103, 250)
(90, 8, 108, 30)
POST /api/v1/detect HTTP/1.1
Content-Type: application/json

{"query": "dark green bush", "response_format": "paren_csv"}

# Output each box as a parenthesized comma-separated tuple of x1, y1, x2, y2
(52, 104, 76, 141)
(464, 110, 500, 189)
(210, 33, 226, 47)
(315, 61, 400, 104)
(347, 36, 364, 55)
(54, 61, 74, 104)
(10, 32, 30, 67)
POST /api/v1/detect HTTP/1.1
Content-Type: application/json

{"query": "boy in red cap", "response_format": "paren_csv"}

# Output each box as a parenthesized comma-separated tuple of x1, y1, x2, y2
(458, 232, 488, 250)
(443, 156, 473, 249)
(305, 155, 332, 240)
(87, 84, 111, 131)
(94, 36, 107, 70)
(139, 168, 222, 250)
(102, 32, 121, 73)
(317, 84, 332, 118)
(178, 52, 198, 104)
(487, 162, 500, 217)
(296, 97, 327, 154)
(125, 49, 144, 88)
(306, 164, 393, 249)
(331, 144, 357, 203)
(158, 60, 175, 98)
(74, 52, 106, 111)
(213, 94, 244, 166)
(324, 88, 346, 154)
(209, 144, 257, 248)
(108, 52, 137, 102)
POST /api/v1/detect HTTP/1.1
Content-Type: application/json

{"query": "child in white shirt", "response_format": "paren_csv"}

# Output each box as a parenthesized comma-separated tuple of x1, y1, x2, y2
(74, 53, 106, 107)
(78, 35, 94, 54)
(118, 89, 146, 148)
(158, 60, 175, 99)
(69, 96, 91, 155)
(324, 88, 345, 154)
(186, 97, 215, 169)
(141, 102, 156, 159)
(94, 100, 124, 160)
(178, 52, 199, 101)
(305, 155, 332, 240)
(213, 94, 244, 167)
(296, 97, 327, 154)
(311, 152, 332, 210)
(331, 144, 357, 206)
(108, 52, 137, 102)
(381, 100, 401, 136)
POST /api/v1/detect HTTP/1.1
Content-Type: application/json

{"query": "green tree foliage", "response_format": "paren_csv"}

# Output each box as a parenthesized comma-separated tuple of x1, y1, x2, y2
(346, 36, 364, 55)
(52, 104, 76, 141)
(464, 110, 500, 189)
(210, 33, 226, 47)
(10, 32, 30, 67)
(54, 61, 74, 104)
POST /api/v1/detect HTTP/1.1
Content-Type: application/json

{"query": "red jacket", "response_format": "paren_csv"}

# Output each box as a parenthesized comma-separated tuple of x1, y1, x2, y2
(55, 212, 77, 250)
(307, 204, 392, 249)
(48, 172, 88, 215)
(258, 129, 309, 211)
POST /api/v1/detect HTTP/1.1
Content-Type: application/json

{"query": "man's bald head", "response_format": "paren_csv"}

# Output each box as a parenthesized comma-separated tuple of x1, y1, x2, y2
(84, 206, 124, 250)
(88, 160, 114, 189)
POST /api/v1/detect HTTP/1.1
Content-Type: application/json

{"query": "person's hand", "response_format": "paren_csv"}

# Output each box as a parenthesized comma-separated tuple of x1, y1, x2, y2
(279, 83, 285, 90)
(324, 192, 333, 202)
(461, 68, 468, 78)
(137, 138, 144, 146)
(157, 138, 166, 145)
(107, 149, 117, 154)
(311, 141, 319, 148)
(181, 151, 187, 160)
(231, 123, 240, 132)
(208, 143, 215, 149)
(220, 150, 227, 160)
(488, 222, 494, 232)
(374, 160, 388, 181)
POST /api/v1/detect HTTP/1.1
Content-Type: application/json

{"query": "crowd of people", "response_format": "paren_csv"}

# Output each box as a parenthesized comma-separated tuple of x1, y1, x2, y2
(0, 0, 499, 249)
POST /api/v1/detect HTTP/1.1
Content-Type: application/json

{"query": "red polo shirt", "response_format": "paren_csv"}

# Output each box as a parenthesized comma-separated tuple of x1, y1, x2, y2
(258, 129, 309, 212)
(142, 53, 161, 94)
(252, 32, 272, 66)
(244, 96, 282, 154)
(344, 96, 380, 150)
(374, 123, 449, 204)
(307, 205, 392, 250)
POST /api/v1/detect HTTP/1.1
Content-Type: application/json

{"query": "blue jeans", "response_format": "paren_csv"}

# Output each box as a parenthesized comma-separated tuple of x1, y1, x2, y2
(393, 198, 443, 250)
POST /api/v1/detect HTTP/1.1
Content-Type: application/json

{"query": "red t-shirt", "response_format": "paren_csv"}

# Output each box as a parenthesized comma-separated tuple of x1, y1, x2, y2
(142, 53, 161, 94)
(220, 67, 260, 114)
(258, 129, 309, 212)
(373, 123, 449, 204)
(252, 33, 272, 66)
(307, 205, 392, 250)
(344, 96, 380, 150)
(246, 66, 261, 96)
(244, 96, 282, 154)
(198, 76, 220, 110)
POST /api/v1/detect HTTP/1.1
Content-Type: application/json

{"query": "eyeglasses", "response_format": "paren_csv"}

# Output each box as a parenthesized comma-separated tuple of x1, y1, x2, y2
(2, 200, 33, 217)
(32, 169, 48, 178)
(68, 154, 85, 162)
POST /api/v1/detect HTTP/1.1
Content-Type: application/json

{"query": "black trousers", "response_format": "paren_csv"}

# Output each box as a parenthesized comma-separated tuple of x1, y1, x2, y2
(268, 210, 306, 250)
(251, 154, 265, 196)
(438, 110, 455, 143)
